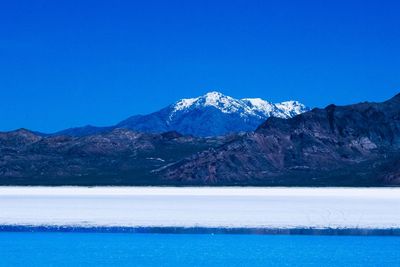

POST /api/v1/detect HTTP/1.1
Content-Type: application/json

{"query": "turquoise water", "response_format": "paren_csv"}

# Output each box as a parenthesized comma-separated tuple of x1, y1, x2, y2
(0, 232, 399, 266)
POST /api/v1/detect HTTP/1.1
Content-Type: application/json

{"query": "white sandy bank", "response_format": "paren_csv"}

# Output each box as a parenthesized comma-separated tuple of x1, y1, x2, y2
(0, 187, 399, 229)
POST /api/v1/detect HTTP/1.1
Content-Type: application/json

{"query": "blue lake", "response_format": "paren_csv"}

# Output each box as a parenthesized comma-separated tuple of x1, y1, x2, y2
(0, 232, 399, 266)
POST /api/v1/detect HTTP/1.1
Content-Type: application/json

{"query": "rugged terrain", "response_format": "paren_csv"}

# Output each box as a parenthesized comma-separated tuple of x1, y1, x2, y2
(0, 93, 399, 186)
(0, 129, 225, 185)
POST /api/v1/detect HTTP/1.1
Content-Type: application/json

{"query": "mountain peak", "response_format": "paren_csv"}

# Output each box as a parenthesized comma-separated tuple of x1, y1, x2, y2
(172, 91, 239, 114)
(162, 92, 309, 135)
(199, 91, 242, 113)
(203, 91, 225, 98)
(78, 91, 309, 137)
(203, 91, 231, 105)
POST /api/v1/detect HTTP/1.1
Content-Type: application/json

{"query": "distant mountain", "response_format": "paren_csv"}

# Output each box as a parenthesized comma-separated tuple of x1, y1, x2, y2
(55, 125, 113, 137)
(117, 91, 309, 137)
(55, 91, 309, 137)
(161, 93, 400, 186)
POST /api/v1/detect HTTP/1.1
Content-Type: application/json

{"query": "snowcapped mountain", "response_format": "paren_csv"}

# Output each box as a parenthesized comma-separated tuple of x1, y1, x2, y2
(169, 91, 307, 120)
(116, 91, 309, 137)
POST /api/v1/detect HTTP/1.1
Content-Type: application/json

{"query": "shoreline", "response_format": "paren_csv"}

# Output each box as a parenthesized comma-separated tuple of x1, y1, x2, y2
(1, 225, 400, 236)
(1, 187, 399, 233)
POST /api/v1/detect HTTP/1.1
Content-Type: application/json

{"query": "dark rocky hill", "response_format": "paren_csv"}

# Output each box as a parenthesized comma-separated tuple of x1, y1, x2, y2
(0, 129, 224, 185)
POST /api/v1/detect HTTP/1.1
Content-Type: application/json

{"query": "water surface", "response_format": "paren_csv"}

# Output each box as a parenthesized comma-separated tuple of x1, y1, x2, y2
(0, 232, 399, 266)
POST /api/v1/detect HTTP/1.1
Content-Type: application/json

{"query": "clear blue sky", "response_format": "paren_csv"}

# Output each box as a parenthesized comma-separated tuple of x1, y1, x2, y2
(1, 0, 399, 133)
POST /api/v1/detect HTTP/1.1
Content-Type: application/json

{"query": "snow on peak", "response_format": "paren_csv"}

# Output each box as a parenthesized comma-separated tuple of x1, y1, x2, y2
(173, 97, 197, 111)
(204, 91, 224, 99)
(241, 98, 275, 114)
(172, 91, 245, 114)
(275, 101, 308, 118)
(171, 91, 308, 120)
(200, 91, 244, 113)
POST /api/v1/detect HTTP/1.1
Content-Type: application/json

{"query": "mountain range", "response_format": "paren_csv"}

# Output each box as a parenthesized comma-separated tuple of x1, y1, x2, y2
(161, 93, 400, 186)
(56, 91, 309, 137)
(1, 92, 399, 186)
